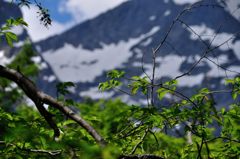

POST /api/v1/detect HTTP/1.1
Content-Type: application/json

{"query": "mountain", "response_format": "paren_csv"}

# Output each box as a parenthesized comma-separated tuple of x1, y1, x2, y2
(1, 0, 240, 106)
(220, 0, 240, 21)
(34, 0, 240, 106)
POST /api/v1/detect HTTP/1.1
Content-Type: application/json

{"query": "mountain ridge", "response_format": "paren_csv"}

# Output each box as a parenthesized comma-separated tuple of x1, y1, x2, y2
(34, 0, 240, 105)
(1, 0, 240, 105)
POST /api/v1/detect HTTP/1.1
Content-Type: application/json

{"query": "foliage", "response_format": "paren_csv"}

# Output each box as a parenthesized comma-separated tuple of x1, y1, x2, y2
(1, 1, 240, 159)
(1, 85, 240, 158)
(0, 43, 38, 111)
(0, 18, 28, 47)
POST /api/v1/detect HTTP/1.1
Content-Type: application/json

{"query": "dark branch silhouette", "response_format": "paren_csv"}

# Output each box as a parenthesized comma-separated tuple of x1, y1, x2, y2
(0, 65, 106, 146)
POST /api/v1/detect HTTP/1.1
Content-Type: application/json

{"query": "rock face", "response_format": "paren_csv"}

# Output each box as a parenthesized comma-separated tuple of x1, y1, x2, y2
(1, 0, 240, 106)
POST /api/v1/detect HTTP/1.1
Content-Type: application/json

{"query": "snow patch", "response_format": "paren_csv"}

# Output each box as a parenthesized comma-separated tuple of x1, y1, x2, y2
(173, 0, 200, 5)
(178, 73, 205, 87)
(134, 48, 143, 59)
(43, 75, 56, 82)
(39, 62, 48, 70)
(14, 41, 25, 47)
(0, 50, 13, 65)
(139, 53, 237, 87)
(141, 38, 152, 46)
(79, 87, 114, 99)
(189, 24, 240, 60)
(140, 54, 206, 86)
(4, 83, 18, 92)
(42, 26, 160, 82)
(31, 56, 49, 70)
(207, 54, 229, 65)
(224, 0, 240, 22)
(227, 65, 240, 72)
(31, 56, 41, 64)
(186, 56, 195, 63)
(154, 54, 186, 79)
(24, 97, 35, 107)
(207, 61, 229, 77)
(132, 62, 142, 67)
(139, 99, 149, 105)
(164, 10, 171, 16)
(11, 26, 24, 35)
(149, 16, 156, 21)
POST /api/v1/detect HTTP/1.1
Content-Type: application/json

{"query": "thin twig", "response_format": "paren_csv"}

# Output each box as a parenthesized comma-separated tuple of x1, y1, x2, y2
(130, 128, 149, 155)
(205, 137, 240, 143)
(151, 48, 156, 106)
(0, 141, 61, 156)
(174, 32, 240, 80)
(149, 130, 160, 148)
(160, 85, 198, 108)
(114, 87, 133, 96)
(205, 56, 240, 75)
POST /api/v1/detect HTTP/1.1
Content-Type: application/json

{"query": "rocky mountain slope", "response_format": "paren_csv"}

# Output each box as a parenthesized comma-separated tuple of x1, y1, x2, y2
(35, 0, 240, 106)
(1, 0, 240, 106)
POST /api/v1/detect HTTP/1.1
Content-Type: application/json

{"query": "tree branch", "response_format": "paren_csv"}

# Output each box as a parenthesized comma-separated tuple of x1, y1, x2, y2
(0, 65, 106, 146)
(119, 154, 164, 159)
(0, 141, 62, 156)
(130, 128, 149, 155)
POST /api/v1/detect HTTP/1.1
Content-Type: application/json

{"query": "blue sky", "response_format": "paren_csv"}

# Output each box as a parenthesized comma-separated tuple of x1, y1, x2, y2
(21, 0, 128, 42)
(37, 0, 72, 23)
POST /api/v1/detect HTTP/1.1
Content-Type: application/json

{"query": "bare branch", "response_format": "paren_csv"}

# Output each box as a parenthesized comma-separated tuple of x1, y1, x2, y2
(0, 141, 62, 156)
(119, 154, 164, 159)
(130, 128, 149, 155)
(174, 32, 240, 80)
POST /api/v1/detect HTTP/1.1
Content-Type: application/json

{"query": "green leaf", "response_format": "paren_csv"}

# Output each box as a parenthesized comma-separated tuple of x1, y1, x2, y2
(199, 88, 209, 94)
(131, 85, 139, 95)
(157, 88, 169, 100)
(65, 99, 74, 105)
(232, 93, 237, 100)
(131, 76, 141, 81)
(62, 120, 76, 126)
(225, 79, 234, 85)
(56, 81, 75, 95)
(5, 32, 18, 47)
(16, 18, 28, 27)
(40, 136, 47, 149)
(6, 32, 17, 41)
(107, 70, 125, 79)
(8, 122, 15, 128)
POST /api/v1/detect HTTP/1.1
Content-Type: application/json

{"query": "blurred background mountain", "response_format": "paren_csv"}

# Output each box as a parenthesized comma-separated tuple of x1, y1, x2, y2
(0, 0, 240, 106)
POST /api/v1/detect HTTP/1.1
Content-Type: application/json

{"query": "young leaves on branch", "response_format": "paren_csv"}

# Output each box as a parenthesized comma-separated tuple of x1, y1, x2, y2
(225, 77, 240, 100)
(98, 70, 125, 91)
(13, 0, 52, 27)
(0, 18, 28, 47)
(129, 76, 150, 95)
(157, 79, 177, 100)
(56, 82, 75, 96)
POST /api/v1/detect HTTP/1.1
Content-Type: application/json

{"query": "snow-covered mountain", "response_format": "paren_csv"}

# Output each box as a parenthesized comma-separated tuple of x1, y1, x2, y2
(221, 0, 240, 21)
(34, 0, 240, 106)
(1, 0, 240, 106)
